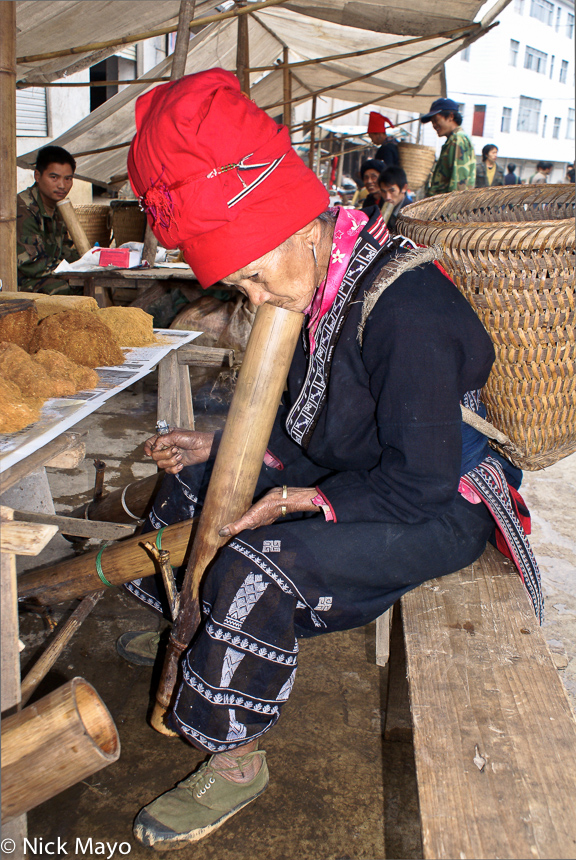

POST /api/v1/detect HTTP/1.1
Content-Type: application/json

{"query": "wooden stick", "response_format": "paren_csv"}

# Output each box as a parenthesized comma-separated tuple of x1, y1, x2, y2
(236, 1, 250, 96)
(308, 94, 317, 170)
(151, 303, 303, 734)
(171, 0, 196, 81)
(0, 1, 17, 292)
(20, 594, 103, 706)
(17, 77, 171, 87)
(56, 199, 92, 255)
(142, 542, 179, 621)
(1, 678, 120, 823)
(11, 510, 136, 541)
(282, 47, 291, 131)
(16, 0, 286, 65)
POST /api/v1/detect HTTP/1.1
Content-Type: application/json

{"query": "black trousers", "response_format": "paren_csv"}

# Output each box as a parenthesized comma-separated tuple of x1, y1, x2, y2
(126, 457, 494, 752)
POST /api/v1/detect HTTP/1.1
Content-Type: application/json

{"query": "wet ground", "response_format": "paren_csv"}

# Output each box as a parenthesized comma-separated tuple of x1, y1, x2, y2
(8, 374, 576, 859)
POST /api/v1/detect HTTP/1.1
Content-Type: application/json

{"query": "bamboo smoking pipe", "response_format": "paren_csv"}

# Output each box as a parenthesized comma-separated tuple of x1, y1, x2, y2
(151, 302, 303, 734)
(56, 198, 91, 256)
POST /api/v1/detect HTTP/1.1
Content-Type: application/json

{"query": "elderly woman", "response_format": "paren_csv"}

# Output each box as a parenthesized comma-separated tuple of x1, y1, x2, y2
(124, 69, 539, 850)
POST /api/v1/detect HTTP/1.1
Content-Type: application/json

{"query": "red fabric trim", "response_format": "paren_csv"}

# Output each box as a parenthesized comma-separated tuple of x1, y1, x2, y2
(263, 449, 283, 470)
(314, 487, 337, 522)
(495, 485, 532, 557)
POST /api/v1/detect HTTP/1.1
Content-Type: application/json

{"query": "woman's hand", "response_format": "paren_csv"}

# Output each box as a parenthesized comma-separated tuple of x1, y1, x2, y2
(144, 428, 215, 474)
(219, 486, 319, 537)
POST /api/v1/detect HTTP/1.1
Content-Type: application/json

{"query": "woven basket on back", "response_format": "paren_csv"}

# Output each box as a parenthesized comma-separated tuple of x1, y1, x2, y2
(110, 200, 147, 246)
(397, 142, 436, 191)
(396, 184, 575, 470)
(74, 204, 112, 248)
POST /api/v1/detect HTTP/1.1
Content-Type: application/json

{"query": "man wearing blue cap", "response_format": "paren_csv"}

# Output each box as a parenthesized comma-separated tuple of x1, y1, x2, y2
(421, 98, 476, 197)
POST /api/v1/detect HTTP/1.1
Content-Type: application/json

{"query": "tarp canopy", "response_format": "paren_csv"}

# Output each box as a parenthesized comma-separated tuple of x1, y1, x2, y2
(17, 0, 501, 186)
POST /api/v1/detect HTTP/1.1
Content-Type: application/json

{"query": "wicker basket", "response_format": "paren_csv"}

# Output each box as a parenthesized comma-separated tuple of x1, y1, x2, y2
(110, 200, 147, 246)
(74, 204, 112, 248)
(396, 184, 575, 470)
(397, 142, 436, 191)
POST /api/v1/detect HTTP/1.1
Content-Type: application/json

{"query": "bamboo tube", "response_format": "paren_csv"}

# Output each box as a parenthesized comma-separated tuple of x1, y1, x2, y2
(20, 593, 103, 706)
(69, 471, 164, 524)
(1, 677, 120, 823)
(16, 0, 286, 66)
(17, 518, 197, 605)
(0, 2, 17, 293)
(151, 303, 303, 734)
(56, 199, 92, 255)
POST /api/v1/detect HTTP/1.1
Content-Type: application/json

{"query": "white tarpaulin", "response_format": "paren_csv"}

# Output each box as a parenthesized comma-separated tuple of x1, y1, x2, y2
(16, 1, 504, 186)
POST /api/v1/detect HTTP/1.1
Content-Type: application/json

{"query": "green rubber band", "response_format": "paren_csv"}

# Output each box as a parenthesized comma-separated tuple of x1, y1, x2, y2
(155, 527, 165, 550)
(95, 543, 113, 588)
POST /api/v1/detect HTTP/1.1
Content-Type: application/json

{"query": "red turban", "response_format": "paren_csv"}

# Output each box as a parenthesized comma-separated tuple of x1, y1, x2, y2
(128, 68, 329, 288)
(367, 112, 394, 134)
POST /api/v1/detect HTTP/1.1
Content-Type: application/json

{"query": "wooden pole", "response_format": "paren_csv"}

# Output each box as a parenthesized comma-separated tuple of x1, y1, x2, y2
(150, 303, 303, 734)
(56, 199, 92, 255)
(236, 2, 250, 96)
(16, 0, 286, 66)
(282, 46, 291, 133)
(0, 1, 17, 292)
(1, 678, 120, 823)
(336, 138, 345, 187)
(308, 95, 317, 170)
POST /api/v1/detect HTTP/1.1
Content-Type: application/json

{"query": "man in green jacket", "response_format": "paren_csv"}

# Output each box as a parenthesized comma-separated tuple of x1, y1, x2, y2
(17, 145, 80, 293)
(421, 99, 476, 197)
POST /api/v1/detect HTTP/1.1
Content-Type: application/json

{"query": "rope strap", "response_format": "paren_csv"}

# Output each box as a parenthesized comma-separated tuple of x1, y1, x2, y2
(95, 543, 113, 587)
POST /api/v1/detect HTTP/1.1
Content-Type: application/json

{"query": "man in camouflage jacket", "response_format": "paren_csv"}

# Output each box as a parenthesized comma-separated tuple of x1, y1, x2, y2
(420, 98, 476, 197)
(17, 145, 80, 293)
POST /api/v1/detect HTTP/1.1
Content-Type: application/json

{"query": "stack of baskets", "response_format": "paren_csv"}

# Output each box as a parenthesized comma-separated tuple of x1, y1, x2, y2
(397, 142, 436, 192)
(74, 204, 112, 248)
(396, 184, 575, 470)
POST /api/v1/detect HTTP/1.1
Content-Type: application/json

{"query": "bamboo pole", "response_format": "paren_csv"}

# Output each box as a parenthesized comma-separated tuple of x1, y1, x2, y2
(16, 0, 286, 66)
(69, 471, 164, 525)
(17, 518, 197, 605)
(246, 22, 481, 73)
(55, 199, 91, 255)
(282, 46, 291, 132)
(20, 594, 103, 706)
(336, 138, 345, 187)
(0, 1, 17, 292)
(236, 1, 250, 96)
(18, 77, 171, 88)
(1, 678, 120, 823)
(151, 303, 303, 734)
(308, 95, 317, 170)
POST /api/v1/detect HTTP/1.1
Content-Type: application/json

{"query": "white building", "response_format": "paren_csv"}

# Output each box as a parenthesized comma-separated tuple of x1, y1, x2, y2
(420, 0, 575, 183)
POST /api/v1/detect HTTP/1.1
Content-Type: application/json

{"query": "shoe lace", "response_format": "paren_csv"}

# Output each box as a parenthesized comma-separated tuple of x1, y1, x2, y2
(180, 751, 264, 798)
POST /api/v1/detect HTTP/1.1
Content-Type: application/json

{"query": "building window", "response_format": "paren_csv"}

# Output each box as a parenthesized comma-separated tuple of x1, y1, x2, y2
(524, 46, 548, 73)
(567, 108, 575, 140)
(555, 6, 562, 30)
(16, 88, 48, 137)
(518, 96, 542, 133)
(461, 45, 471, 61)
(568, 13, 575, 38)
(529, 0, 554, 25)
(510, 39, 520, 65)
(542, 114, 548, 136)
(472, 105, 486, 137)
(514, 0, 525, 12)
(501, 107, 512, 133)
(550, 55, 555, 78)
(552, 116, 561, 138)
(560, 59, 569, 83)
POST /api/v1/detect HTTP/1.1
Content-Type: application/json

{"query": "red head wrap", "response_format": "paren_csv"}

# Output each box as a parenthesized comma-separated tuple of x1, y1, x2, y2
(367, 112, 394, 134)
(128, 68, 329, 287)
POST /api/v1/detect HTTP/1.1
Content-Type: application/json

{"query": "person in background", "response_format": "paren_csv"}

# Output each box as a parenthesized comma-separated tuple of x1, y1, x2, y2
(17, 145, 80, 294)
(530, 161, 553, 184)
(565, 163, 574, 183)
(358, 159, 386, 212)
(504, 163, 520, 185)
(366, 112, 399, 167)
(475, 144, 504, 188)
(378, 166, 413, 231)
(421, 98, 476, 196)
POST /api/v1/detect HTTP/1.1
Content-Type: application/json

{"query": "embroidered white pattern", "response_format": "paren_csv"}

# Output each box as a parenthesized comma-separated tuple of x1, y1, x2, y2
(315, 596, 333, 611)
(220, 647, 245, 687)
(277, 669, 297, 701)
(224, 573, 269, 629)
(262, 540, 281, 553)
(207, 623, 297, 664)
(225, 709, 247, 742)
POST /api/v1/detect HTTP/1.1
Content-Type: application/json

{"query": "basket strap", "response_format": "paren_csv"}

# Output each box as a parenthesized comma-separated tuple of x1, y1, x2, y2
(460, 405, 524, 462)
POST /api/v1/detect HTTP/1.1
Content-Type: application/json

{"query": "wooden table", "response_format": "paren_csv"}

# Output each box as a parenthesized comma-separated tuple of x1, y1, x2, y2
(60, 266, 201, 307)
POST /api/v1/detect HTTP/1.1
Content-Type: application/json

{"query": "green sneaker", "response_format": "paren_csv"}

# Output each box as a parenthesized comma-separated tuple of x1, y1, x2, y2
(133, 751, 269, 850)
(116, 631, 161, 667)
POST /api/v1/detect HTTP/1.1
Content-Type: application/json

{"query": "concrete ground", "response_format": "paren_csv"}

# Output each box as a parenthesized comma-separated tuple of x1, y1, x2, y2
(11, 373, 576, 859)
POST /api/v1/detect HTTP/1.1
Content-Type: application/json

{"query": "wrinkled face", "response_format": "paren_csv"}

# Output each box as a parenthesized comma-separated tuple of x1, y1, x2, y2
(34, 162, 74, 208)
(430, 113, 455, 137)
(368, 132, 387, 145)
(379, 182, 407, 207)
(363, 168, 381, 195)
(221, 233, 319, 312)
(485, 147, 498, 165)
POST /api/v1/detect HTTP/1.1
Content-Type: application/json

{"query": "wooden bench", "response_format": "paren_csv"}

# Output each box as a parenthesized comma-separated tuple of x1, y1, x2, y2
(378, 543, 576, 859)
